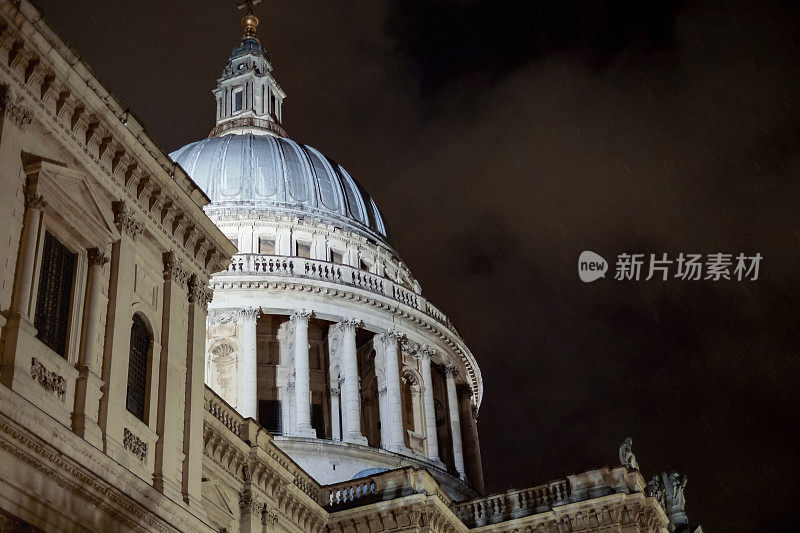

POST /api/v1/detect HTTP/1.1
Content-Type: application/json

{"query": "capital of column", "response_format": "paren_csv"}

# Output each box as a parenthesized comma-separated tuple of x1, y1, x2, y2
(239, 306, 261, 321)
(337, 318, 361, 332)
(188, 274, 213, 308)
(290, 309, 312, 325)
(444, 364, 460, 379)
(378, 329, 403, 346)
(419, 345, 437, 361)
(87, 247, 110, 267)
(113, 201, 144, 239)
(24, 189, 46, 211)
(162, 251, 191, 286)
(239, 491, 265, 517)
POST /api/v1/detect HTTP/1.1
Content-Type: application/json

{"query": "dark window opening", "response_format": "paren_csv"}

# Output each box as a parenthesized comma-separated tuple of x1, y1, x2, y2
(259, 238, 275, 255)
(126, 314, 151, 421)
(296, 242, 311, 258)
(234, 90, 243, 112)
(259, 399, 282, 434)
(34, 231, 76, 357)
(331, 250, 343, 264)
(311, 403, 325, 437)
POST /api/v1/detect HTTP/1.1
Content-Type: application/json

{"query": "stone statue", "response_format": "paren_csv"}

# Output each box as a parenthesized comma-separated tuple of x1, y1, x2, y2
(645, 474, 666, 507)
(618, 437, 638, 470)
(646, 471, 689, 528)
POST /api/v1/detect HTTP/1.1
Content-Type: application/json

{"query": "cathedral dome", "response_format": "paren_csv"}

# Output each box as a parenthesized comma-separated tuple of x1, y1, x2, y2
(170, 133, 390, 242)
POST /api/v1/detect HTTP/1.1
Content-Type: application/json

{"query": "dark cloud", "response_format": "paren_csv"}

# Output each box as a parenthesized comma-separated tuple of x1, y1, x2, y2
(32, 0, 800, 529)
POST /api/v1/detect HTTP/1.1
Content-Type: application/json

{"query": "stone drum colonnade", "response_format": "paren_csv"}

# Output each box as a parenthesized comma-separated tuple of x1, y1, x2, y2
(206, 304, 474, 482)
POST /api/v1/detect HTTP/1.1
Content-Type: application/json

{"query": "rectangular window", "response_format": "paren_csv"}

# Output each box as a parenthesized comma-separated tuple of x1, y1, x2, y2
(259, 399, 282, 434)
(259, 238, 275, 255)
(234, 89, 243, 112)
(330, 250, 343, 264)
(34, 231, 76, 357)
(296, 242, 311, 258)
(360, 259, 370, 271)
(229, 237, 239, 251)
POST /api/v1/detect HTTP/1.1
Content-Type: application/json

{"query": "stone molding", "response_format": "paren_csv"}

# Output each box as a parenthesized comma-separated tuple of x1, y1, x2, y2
(123, 428, 147, 462)
(29, 357, 66, 402)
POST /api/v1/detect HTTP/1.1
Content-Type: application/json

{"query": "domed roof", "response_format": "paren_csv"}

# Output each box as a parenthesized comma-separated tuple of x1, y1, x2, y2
(170, 133, 390, 241)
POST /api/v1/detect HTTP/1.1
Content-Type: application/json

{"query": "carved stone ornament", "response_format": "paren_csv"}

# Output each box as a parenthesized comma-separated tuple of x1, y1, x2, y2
(379, 329, 402, 346)
(29, 357, 66, 401)
(444, 364, 460, 379)
(123, 428, 147, 461)
(238, 491, 264, 516)
(290, 309, 312, 324)
(209, 309, 238, 325)
(112, 202, 144, 239)
(188, 275, 213, 307)
(23, 188, 46, 211)
(162, 252, 191, 286)
(239, 306, 261, 321)
(3, 89, 33, 130)
(337, 318, 361, 333)
(87, 247, 110, 267)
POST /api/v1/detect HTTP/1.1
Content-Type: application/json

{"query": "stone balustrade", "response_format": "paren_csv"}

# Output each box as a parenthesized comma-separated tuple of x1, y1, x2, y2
(454, 479, 571, 528)
(203, 385, 321, 502)
(219, 253, 456, 332)
(322, 466, 450, 511)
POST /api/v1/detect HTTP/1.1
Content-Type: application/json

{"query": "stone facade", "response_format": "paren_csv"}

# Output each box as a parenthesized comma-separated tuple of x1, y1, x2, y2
(0, 2, 697, 532)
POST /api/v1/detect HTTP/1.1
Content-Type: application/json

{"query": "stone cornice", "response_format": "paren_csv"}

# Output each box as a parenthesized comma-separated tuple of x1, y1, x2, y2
(0, 2, 235, 279)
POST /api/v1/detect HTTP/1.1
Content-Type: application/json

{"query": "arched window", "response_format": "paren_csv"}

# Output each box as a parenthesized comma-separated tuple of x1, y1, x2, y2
(126, 314, 151, 421)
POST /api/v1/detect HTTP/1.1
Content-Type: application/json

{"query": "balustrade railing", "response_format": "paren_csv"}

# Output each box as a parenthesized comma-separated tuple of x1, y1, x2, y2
(321, 467, 440, 510)
(454, 479, 571, 527)
(204, 388, 245, 437)
(218, 254, 458, 332)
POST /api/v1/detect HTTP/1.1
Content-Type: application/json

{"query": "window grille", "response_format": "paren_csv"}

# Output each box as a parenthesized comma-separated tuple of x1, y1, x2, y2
(126, 314, 150, 421)
(34, 232, 76, 357)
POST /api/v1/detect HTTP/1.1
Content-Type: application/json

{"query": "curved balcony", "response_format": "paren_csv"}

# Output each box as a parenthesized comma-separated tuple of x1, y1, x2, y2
(217, 253, 459, 336)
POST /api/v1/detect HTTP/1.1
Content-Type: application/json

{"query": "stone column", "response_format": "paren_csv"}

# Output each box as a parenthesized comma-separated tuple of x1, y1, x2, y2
(378, 330, 405, 452)
(329, 379, 341, 441)
(182, 275, 212, 517)
(445, 365, 466, 479)
(239, 307, 260, 420)
(459, 388, 485, 494)
(153, 252, 190, 500)
(419, 348, 440, 462)
(339, 319, 368, 445)
(292, 309, 315, 438)
(72, 248, 110, 448)
(12, 189, 45, 321)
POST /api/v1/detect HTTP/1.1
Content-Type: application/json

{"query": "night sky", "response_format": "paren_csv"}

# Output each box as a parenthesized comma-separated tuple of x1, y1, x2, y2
(31, 1, 800, 530)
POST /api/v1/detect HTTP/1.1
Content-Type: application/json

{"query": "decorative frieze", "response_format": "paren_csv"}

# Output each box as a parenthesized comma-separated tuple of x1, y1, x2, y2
(122, 428, 147, 462)
(29, 357, 65, 401)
